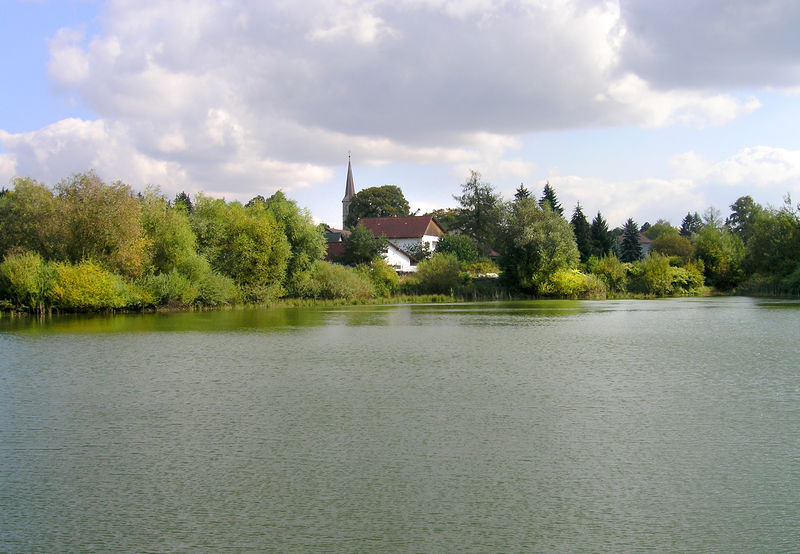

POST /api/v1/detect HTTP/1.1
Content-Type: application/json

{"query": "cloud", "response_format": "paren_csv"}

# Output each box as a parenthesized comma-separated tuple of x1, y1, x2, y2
(672, 146, 800, 189)
(5, 0, 799, 207)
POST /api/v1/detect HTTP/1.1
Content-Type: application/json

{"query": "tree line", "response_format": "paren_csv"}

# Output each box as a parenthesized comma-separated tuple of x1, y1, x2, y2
(2, 170, 799, 313)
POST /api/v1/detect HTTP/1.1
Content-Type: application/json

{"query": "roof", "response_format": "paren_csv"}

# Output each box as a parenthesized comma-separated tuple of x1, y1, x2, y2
(343, 159, 356, 201)
(358, 216, 445, 239)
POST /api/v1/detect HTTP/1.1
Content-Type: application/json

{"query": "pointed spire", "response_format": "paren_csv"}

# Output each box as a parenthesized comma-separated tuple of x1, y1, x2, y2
(344, 154, 355, 201)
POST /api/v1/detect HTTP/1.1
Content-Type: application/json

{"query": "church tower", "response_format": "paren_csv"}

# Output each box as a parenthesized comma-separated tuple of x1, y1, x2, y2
(342, 156, 356, 228)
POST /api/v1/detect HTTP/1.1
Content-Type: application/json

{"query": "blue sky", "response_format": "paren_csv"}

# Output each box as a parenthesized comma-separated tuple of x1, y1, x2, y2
(2, 0, 800, 228)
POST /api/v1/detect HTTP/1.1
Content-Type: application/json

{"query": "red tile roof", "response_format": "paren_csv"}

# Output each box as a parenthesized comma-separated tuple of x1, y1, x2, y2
(358, 216, 445, 239)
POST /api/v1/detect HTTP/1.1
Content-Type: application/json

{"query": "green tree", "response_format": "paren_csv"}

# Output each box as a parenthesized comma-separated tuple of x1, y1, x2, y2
(570, 203, 592, 263)
(454, 170, 503, 253)
(650, 234, 693, 263)
(0, 251, 55, 312)
(619, 218, 642, 262)
(726, 195, 763, 244)
(174, 191, 194, 213)
(590, 211, 613, 258)
(425, 208, 459, 232)
(345, 185, 410, 228)
(514, 184, 531, 201)
(499, 196, 579, 293)
(339, 223, 388, 266)
(434, 234, 479, 264)
(743, 199, 800, 280)
(643, 219, 679, 240)
(680, 212, 703, 237)
(539, 182, 563, 216)
(56, 171, 150, 279)
(415, 252, 462, 294)
(693, 226, 745, 289)
(0, 177, 65, 261)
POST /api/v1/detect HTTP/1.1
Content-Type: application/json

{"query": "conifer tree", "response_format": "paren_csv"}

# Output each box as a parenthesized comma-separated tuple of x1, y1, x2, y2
(590, 211, 613, 257)
(570, 203, 592, 263)
(680, 212, 703, 237)
(514, 184, 531, 201)
(619, 218, 642, 262)
(539, 182, 563, 216)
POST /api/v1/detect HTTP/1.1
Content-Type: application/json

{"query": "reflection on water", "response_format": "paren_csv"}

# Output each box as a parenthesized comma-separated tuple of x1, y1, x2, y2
(1, 297, 799, 551)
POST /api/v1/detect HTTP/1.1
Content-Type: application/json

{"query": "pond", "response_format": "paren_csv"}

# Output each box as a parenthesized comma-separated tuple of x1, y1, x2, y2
(1, 297, 798, 551)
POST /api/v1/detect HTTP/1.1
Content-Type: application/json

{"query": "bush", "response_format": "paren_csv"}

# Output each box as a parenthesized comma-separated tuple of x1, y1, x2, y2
(358, 258, 399, 297)
(415, 253, 462, 294)
(539, 268, 606, 298)
(628, 254, 705, 296)
(49, 260, 129, 311)
(295, 261, 374, 300)
(586, 255, 629, 292)
(141, 270, 199, 306)
(0, 251, 55, 311)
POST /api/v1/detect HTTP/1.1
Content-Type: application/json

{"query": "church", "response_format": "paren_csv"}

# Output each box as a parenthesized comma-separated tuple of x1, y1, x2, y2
(325, 159, 446, 272)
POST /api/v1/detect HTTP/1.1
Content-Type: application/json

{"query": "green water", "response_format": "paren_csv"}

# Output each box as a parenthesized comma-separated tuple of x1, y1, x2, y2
(1, 297, 798, 551)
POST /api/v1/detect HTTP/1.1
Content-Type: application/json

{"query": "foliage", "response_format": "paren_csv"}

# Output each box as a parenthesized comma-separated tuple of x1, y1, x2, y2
(140, 270, 199, 306)
(590, 211, 614, 258)
(650, 234, 693, 262)
(539, 182, 563, 216)
(191, 195, 291, 302)
(628, 253, 705, 296)
(514, 184, 531, 200)
(357, 257, 399, 297)
(539, 268, 606, 298)
(499, 197, 579, 294)
(726, 195, 763, 243)
(463, 259, 500, 276)
(293, 260, 374, 300)
(406, 241, 432, 262)
(643, 219, 679, 240)
(174, 191, 194, 213)
(570, 203, 592, 263)
(586, 255, 629, 292)
(339, 223, 388, 265)
(619, 218, 642, 262)
(743, 199, 800, 281)
(48, 260, 130, 311)
(434, 234, 479, 263)
(56, 171, 150, 279)
(453, 170, 504, 253)
(680, 212, 703, 237)
(0, 177, 65, 261)
(693, 226, 745, 289)
(345, 185, 410, 228)
(426, 208, 459, 232)
(415, 252, 462, 294)
(0, 251, 55, 312)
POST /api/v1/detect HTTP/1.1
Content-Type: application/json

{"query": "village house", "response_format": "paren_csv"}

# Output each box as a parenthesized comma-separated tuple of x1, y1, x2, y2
(325, 159, 446, 272)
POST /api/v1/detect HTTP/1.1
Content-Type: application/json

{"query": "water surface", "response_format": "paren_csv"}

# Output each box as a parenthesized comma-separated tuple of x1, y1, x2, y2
(1, 297, 798, 551)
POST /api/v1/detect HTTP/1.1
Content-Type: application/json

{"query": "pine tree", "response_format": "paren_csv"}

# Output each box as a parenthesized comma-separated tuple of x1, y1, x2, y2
(514, 184, 531, 201)
(680, 212, 702, 237)
(539, 182, 563, 216)
(590, 211, 613, 257)
(570, 203, 592, 263)
(619, 218, 642, 262)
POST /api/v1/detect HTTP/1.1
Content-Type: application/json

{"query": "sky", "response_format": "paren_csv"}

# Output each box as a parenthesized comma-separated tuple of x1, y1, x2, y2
(2, 0, 800, 229)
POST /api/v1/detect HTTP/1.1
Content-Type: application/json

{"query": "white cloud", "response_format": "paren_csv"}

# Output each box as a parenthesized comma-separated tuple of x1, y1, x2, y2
(671, 146, 800, 189)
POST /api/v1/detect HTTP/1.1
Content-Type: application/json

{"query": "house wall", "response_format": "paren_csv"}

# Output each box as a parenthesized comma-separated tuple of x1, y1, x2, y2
(384, 244, 416, 273)
(392, 235, 440, 253)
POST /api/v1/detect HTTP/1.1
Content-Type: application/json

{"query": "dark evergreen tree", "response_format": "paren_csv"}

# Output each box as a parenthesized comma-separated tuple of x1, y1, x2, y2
(680, 212, 702, 237)
(619, 218, 642, 262)
(640, 221, 651, 233)
(590, 211, 613, 257)
(570, 203, 592, 263)
(454, 170, 503, 253)
(539, 182, 563, 216)
(174, 191, 194, 213)
(514, 184, 531, 201)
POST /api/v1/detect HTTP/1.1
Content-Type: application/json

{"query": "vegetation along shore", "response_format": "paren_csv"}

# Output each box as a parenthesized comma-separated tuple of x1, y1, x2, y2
(2, 170, 799, 315)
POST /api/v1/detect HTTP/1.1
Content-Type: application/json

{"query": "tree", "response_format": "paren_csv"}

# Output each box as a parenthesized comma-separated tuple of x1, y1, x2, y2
(650, 234, 693, 262)
(590, 211, 613, 258)
(643, 219, 679, 240)
(514, 184, 531, 201)
(619, 218, 642, 262)
(340, 223, 388, 265)
(434, 234, 479, 264)
(539, 181, 563, 216)
(56, 171, 150, 279)
(570, 203, 592, 263)
(702, 206, 723, 230)
(345, 185, 410, 228)
(415, 253, 462, 294)
(726, 196, 762, 244)
(426, 208, 459, 232)
(680, 212, 703, 237)
(0, 177, 65, 261)
(694, 226, 744, 289)
(174, 191, 194, 213)
(454, 170, 503, 253)
(499, 196, 579, 293)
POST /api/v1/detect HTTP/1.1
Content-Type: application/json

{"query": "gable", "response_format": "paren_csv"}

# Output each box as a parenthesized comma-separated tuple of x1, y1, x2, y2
(358, 216, 446, 239)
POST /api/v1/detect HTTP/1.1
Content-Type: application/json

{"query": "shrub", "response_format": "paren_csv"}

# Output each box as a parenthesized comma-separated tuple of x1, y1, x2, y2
(0, 251, 55, 311)
(295, 260, 374, 300)
(141, 270, 199, 306)
(49, 260, 128, 311)
(586, 255, 629, 292)
(358, 258, 399, 297)
(539, 268, 606, 298)
(416, 253, 462, 294)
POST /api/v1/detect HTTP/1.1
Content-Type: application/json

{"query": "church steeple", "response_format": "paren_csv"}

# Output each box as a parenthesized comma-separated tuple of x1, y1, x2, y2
(342, 154, 356, 227)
